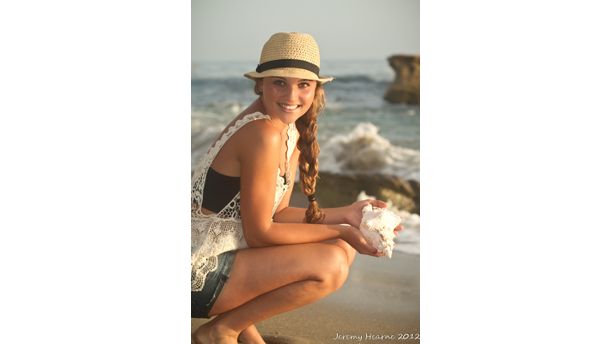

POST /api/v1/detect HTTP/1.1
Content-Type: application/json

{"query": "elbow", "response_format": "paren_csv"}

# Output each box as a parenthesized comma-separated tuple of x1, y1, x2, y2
(243, 223, 274, 248)
(244, 235, 267, 248)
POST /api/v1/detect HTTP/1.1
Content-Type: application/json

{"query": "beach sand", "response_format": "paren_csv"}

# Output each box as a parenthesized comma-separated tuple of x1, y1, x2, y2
(192, 187, 420, 343)
(191, 252, 419, 344)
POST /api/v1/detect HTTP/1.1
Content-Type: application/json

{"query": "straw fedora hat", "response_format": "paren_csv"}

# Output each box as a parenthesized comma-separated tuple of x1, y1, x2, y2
(244, 32, 334, 84)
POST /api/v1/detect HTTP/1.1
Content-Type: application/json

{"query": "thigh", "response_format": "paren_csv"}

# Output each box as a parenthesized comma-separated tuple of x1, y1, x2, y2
(209, 242, 345, 315)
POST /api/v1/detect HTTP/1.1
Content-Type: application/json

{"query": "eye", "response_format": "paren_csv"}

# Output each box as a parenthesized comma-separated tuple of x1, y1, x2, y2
(273, 79, 286, 86)
(299, 82, 312, 88)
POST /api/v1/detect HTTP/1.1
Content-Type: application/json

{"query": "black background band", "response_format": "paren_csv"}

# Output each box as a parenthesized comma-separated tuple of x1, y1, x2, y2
(256, 59, 320, 76)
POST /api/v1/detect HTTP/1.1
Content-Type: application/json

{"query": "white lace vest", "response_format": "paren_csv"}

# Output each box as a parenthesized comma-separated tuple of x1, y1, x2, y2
(191, 112, 298, 292)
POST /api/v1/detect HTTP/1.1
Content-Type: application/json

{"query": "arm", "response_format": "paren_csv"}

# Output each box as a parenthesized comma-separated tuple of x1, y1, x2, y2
(272, 147, 353, 224)
(272, 147, 390, 229)
(237, 121, 377, 255)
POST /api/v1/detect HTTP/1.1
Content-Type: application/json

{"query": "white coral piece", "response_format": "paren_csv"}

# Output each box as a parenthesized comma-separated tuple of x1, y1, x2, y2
(359, 204, 402, 258)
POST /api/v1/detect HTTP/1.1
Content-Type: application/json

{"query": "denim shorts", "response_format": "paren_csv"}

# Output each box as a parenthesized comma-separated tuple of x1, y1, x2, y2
(191, 250, 237, 318)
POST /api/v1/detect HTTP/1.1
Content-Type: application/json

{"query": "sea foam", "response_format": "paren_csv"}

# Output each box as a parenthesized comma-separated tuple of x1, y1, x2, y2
(319, 122, 420, 181)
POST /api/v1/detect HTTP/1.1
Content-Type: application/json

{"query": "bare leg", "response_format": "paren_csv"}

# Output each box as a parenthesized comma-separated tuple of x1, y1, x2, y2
(325, 238, 356, 266)
(192, 242, 350, 344)
(238, 324, 265, 344)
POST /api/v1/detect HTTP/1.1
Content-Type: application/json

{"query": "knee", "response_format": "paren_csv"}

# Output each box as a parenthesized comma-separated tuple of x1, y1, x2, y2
(335, 239, 356, 266)
(322, 239, 356, 266)
(315, 246, 350, 291)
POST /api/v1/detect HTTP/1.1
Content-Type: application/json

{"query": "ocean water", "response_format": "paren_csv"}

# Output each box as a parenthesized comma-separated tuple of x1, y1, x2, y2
(192, 60, 419, 254)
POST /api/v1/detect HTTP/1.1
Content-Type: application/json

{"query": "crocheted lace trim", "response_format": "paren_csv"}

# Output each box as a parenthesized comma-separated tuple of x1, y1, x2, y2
(191, 112, 297, 291)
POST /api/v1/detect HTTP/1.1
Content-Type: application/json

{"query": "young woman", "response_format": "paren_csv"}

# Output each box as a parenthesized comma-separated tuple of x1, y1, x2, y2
(191, 32, 400, 344)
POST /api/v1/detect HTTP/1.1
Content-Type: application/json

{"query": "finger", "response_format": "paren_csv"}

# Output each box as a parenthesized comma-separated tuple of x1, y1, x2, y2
(363, 247, 377, 256)
(370, 199, 387, 208)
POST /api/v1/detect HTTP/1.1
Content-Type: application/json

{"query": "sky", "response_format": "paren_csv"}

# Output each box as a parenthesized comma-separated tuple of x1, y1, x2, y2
(192, 0, 419, 62)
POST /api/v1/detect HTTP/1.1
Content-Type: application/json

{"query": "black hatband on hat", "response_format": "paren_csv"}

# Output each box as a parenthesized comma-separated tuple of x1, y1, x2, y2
(256, 59, 320, 76)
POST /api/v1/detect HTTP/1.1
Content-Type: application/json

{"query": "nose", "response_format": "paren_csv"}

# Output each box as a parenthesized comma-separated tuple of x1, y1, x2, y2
(284, 84, 299, 101)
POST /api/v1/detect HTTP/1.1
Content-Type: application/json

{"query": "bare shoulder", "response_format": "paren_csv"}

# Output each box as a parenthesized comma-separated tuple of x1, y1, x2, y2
(234, 119, 281, 156)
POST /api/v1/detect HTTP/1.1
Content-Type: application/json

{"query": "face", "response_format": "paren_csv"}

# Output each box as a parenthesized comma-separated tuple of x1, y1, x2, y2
(258, 77, 317, 125)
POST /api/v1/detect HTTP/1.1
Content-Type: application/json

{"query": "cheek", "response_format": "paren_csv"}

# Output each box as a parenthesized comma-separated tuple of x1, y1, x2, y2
(262, 87, 280, 101)
(272, 86, 287, 98)
(301, 89, 316, 103)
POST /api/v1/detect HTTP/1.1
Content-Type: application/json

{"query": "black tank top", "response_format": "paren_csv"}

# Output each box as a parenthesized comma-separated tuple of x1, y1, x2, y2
(201, 167, 240, 213)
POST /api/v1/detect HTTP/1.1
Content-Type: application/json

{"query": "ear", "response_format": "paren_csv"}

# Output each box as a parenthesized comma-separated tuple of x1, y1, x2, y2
(254, 79, 263, 95)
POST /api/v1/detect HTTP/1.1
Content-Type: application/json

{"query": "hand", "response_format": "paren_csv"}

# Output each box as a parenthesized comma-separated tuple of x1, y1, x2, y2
(340, 225, 381, 257)
(393, 223, 404, 237)
(343, 198, 388, 229)
(345, 199, 404, 237)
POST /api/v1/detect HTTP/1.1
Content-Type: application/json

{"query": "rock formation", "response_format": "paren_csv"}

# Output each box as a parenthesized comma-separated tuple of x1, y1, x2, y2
(291, 171, 420, 214)
(384, 55, 420, 105)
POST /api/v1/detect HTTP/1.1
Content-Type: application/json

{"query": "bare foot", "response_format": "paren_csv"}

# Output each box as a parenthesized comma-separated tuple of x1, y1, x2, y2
(238, 324, 266, 344)
(192, 319, 240, 344)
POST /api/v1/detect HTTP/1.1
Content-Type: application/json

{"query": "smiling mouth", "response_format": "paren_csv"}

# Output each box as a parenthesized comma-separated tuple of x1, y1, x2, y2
(278, 103, 301, 111)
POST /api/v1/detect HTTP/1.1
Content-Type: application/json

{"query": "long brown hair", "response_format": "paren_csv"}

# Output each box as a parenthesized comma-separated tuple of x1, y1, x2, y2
(254, 81, 327, 223)
(295, 84, 326, 223)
